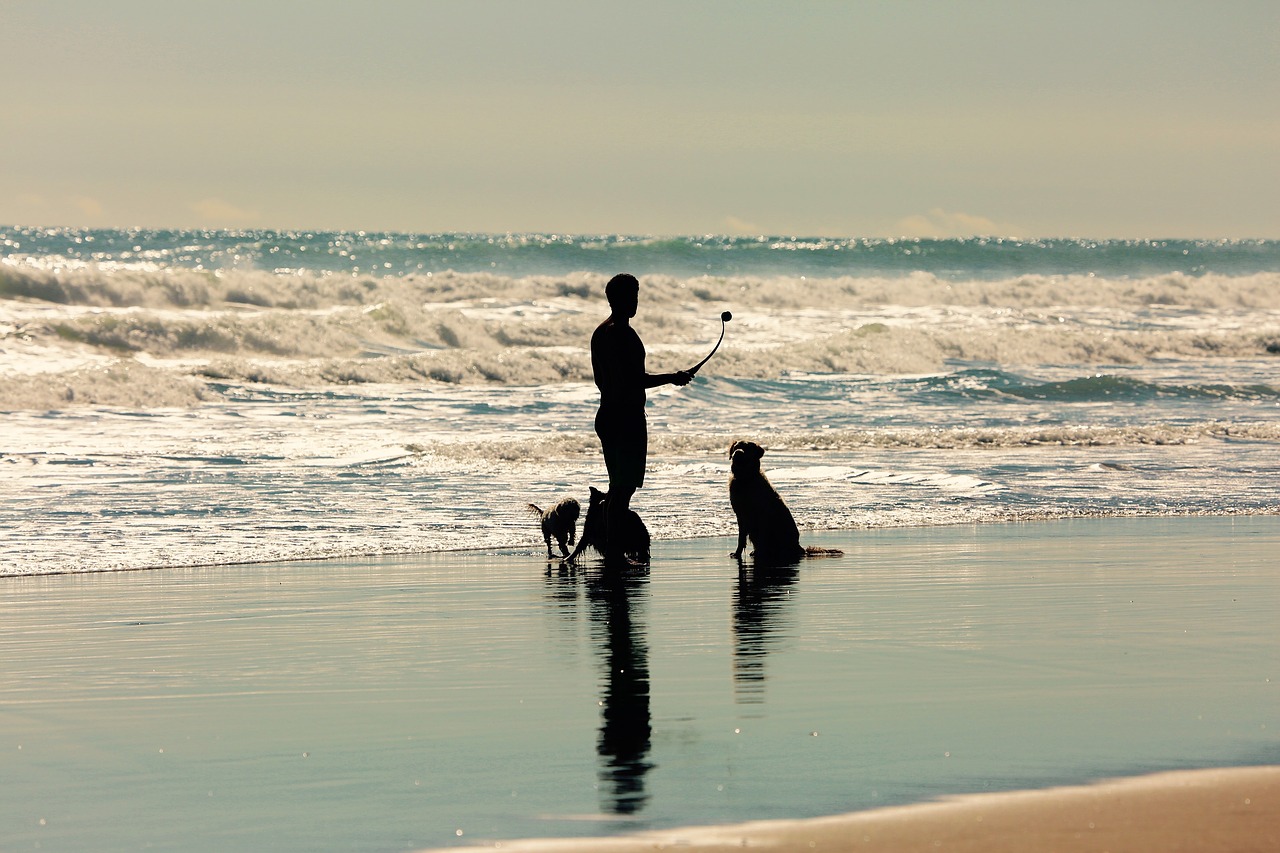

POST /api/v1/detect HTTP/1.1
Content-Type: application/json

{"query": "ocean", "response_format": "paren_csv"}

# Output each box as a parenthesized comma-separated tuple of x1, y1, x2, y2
(3, 228, 1280, 575)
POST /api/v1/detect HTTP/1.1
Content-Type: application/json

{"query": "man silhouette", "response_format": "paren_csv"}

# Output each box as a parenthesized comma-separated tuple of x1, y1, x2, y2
(591, 273, 691, 565)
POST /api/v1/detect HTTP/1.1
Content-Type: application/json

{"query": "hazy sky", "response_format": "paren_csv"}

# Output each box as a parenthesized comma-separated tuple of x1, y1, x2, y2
(4, 1, 1278, 238)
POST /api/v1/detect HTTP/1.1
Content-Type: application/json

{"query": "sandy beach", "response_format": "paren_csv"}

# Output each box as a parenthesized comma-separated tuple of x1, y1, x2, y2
(443, 766, 1280, 852)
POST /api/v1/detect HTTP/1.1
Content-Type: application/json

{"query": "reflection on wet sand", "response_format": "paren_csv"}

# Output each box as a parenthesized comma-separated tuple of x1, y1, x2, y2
(546, 564, 654, 816)
(732, 564, 799, 703)
(589, 568, 653, 815)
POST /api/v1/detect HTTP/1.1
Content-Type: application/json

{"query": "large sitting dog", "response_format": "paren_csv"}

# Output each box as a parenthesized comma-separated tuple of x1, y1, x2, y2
(527, 497, 580, 559)
(728, 440, 842, 565)
(565, 486, 651, 565)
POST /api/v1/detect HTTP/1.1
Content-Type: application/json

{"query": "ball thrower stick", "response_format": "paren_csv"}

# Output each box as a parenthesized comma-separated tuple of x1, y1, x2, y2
(687, 311, 732, 376)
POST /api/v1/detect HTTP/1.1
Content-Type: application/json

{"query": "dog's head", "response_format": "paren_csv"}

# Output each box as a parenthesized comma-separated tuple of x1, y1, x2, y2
(729, 440, 765, 476)
(553, 498, 580, 523)
(587, 485, 608, 507)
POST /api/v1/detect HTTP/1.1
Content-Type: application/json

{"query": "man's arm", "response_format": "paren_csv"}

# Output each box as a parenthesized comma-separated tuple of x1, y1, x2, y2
(644, 370, 692, 388)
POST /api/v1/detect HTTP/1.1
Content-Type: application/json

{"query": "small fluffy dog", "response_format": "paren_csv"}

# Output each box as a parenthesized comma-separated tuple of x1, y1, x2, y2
(566, 486, 651, 565)
(728, 440, 842, 565)
(527, 497, 580, 559)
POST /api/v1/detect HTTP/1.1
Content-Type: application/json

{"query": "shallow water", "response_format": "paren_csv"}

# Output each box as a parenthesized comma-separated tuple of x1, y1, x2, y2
(2, 516, 1277, 852)
(7, 365, 1280, 575)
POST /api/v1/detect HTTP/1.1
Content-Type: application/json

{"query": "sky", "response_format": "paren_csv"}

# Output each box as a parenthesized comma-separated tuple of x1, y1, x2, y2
(3, 1, 1278, 238)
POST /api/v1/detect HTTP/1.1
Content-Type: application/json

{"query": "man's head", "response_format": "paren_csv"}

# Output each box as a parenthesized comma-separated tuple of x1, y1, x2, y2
(605, 273, 639, 318)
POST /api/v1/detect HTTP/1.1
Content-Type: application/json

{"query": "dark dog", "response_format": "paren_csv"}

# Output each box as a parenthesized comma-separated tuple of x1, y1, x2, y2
(566, 486, 651, 565)
(728, 440, 842, 566)
(527, 498, 580, 559)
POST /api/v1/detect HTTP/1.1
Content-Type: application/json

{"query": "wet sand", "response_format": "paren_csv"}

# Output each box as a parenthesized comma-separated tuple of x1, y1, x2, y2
(447, 766, 1280, 852)
(3, 516, 1278, 852)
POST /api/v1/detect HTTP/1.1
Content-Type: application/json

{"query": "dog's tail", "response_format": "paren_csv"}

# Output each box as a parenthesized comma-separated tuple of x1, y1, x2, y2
(526, 503, 545, 518)
(803, 546, 844, 558)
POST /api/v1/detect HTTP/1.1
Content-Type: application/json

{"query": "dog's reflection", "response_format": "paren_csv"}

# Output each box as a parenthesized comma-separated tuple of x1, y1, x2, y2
(732, 563, 799, 704)
(546, 564, 653, 816)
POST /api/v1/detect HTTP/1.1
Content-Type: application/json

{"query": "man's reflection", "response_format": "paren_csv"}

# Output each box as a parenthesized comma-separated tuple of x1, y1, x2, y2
(732, 564, 799, 703)
(587, 567, 652, 815)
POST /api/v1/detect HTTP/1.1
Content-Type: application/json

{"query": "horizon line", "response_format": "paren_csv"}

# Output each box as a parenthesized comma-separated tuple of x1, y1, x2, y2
(3, 223, 1276, 244)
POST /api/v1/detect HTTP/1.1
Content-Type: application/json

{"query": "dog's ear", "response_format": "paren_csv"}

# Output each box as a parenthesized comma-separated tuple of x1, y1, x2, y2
(749, 442, 765, 460)
(589, 486, 603, 499)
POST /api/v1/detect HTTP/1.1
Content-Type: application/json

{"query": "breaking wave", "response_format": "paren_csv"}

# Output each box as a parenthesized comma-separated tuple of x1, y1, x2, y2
(4, 255, 1280, 412)
(7, 261, 1280, 312)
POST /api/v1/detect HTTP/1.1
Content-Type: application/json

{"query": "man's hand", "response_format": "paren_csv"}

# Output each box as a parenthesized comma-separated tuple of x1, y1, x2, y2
(672, 370, 693, 386)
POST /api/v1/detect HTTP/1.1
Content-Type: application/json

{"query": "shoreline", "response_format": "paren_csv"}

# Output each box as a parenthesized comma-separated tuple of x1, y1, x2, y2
(6, 508, 1280, 579)
(437, 766, 1280, 852)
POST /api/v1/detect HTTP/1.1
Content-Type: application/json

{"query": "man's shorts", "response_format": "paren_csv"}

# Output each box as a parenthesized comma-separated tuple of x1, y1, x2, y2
(595, 408, 647, 489)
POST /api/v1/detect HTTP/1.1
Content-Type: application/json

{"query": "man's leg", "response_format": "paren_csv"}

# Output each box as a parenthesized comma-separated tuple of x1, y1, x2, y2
(605, 484, 637, 563)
